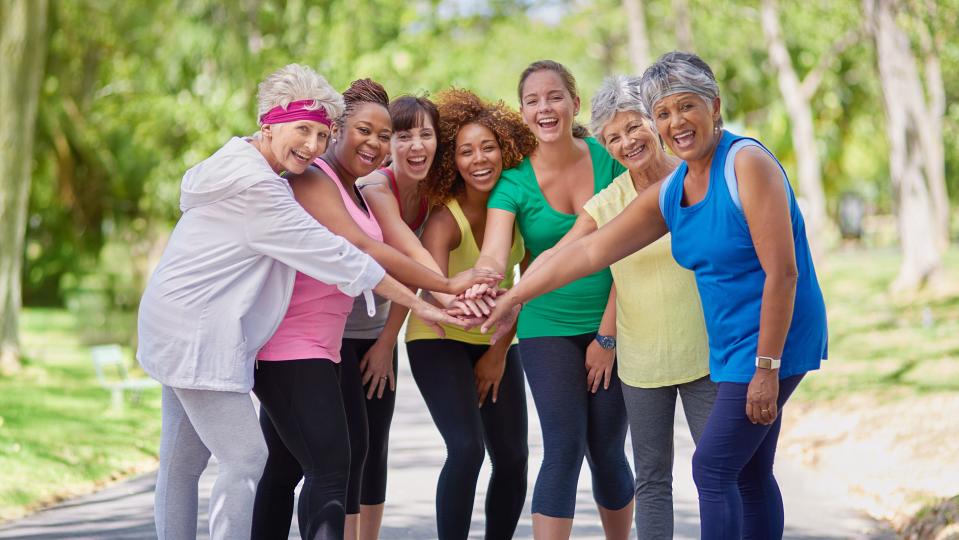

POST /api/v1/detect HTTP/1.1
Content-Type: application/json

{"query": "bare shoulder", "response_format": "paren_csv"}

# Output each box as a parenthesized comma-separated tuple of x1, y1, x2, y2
(422, 204, 460, 249)
(426, 204, 457, 231)
(733, 144, 781, 185)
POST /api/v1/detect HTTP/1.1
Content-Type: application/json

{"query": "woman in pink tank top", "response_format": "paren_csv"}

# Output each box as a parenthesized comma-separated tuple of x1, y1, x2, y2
(252, 80, 499, 540)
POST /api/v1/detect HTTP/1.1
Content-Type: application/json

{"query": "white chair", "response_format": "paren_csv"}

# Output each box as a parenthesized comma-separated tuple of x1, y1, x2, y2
(90, 344, 158, 410)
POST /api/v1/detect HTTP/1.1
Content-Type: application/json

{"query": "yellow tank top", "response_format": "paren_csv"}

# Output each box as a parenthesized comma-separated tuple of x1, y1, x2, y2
(406, 198, 525, 345)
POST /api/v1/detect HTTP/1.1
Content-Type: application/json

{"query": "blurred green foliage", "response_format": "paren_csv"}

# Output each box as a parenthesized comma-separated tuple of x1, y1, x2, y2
(21, 0, 959, 328)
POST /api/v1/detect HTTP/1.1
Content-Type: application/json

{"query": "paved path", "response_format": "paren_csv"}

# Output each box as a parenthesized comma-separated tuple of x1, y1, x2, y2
(0, 348, 893, 539)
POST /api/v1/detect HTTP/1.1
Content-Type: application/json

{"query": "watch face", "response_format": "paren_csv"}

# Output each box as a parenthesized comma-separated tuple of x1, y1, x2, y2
(596, 335, 616, 349)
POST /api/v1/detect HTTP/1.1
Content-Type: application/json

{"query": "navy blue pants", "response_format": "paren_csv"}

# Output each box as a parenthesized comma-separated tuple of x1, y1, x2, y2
(408, 339, 529, 540)
(692, 374, 804, 540)
(520, 334, 633, 518)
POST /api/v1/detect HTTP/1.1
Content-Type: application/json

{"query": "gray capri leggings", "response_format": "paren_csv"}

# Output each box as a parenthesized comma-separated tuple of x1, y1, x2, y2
(155, 385, 268, 540)
(621, 375, 716, 539)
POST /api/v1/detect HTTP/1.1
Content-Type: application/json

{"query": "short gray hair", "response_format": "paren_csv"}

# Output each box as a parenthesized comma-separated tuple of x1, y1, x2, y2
(639, 51, 722, 127)
(589, 75, 648, 139)
(256, 64, 344, 126)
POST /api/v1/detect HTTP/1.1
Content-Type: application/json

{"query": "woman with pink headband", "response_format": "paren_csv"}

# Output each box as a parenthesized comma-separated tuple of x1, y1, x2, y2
(137, 64, 463, 540)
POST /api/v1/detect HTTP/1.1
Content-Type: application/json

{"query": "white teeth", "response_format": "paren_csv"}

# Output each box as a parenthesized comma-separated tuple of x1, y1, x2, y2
(292, 150, 309, 161)
(408, 157, 427, 165)
(471, 169, 492, 178)
(626, 144, 647, 159)
(538, 118, 558, 127)
(358, 152, 375, 163)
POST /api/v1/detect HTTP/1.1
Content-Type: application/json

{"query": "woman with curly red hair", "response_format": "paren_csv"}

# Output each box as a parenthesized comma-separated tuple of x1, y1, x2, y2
(404, 88, 536, 539)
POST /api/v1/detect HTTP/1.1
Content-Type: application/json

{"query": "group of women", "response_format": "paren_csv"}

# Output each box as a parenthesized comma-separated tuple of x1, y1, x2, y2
(137, 51, 827, 540)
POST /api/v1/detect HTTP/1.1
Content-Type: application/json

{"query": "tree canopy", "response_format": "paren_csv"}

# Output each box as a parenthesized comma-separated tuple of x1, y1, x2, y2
(19, 0, 959, 309)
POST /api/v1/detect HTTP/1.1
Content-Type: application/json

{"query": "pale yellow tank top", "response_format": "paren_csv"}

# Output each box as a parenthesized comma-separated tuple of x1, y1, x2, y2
(406, 198, 525, 345)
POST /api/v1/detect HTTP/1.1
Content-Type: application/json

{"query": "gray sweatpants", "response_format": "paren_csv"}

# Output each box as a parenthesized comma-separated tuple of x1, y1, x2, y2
(621, 375, 716, 539)
(155, 385, 268, 540)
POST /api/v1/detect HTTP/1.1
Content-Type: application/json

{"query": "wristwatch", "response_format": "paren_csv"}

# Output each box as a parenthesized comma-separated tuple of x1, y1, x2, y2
(755, 356, 781, 369)
(595, 334, 617, 350)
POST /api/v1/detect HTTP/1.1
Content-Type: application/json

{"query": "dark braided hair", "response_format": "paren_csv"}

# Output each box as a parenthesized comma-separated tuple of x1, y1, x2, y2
(337, 78, 390, 130)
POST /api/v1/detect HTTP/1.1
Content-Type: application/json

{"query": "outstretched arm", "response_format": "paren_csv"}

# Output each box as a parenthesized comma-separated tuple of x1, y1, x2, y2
(362, 183, 499, 306)
(482, 182, 668, 332)
(290, 169, 496, 294)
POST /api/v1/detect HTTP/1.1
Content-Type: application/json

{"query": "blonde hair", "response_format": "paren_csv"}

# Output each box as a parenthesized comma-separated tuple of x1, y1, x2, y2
(256, 64, 344, 126)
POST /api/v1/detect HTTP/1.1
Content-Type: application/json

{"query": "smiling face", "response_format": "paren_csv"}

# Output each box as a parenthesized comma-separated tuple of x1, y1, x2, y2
(260, 120, 331, 174)
(651, 92, 721, 162)
(519, 70, 580, 144)
(454, 123, 503, 194)
(334, 102, 393, 177)
(391, 114, 438, 182)
(599, 110, 662, 173)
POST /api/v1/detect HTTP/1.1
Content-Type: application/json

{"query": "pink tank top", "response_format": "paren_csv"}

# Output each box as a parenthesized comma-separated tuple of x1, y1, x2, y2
(257, 159, 384, 362)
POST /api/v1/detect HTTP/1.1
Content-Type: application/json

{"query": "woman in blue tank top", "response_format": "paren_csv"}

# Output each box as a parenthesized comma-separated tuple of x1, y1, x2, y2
(480, 52, 827, 539)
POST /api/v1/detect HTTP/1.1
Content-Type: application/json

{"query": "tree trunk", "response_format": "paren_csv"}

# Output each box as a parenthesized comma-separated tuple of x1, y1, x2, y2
(623, 0, 651, 74)
(915, 5, 950, 252)
(672, 0, 694, 51)
(0, 0, 49, 374)
(760, 0, 832, 259)
(864, 0, 944, 292)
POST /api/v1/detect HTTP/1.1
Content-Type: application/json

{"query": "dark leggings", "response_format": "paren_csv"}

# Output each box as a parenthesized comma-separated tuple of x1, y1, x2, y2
(692, 374, 804, 540)
(252, 359, 349, 540)
(407, 339, 529, 540)
(519, 333, 633, 518)
(339, 338, 397, 512)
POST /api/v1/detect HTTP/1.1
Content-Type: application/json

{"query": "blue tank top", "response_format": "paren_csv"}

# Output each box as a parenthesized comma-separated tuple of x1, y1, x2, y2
(659, 130, 828, 383)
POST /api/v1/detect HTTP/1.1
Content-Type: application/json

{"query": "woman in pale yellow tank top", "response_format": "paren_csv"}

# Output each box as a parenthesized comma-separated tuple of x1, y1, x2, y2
(404, 88, 536, 539)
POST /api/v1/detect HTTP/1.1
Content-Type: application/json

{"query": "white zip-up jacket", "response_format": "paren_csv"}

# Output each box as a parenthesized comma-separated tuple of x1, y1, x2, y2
(136, 137, 385, 392)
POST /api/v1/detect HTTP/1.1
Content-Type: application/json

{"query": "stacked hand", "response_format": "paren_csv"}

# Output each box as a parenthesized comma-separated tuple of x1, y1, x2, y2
(443, 284, 523, 345)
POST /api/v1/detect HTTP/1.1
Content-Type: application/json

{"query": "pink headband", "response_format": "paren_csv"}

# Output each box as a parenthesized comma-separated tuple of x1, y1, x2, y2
(259, 99, 333, 127)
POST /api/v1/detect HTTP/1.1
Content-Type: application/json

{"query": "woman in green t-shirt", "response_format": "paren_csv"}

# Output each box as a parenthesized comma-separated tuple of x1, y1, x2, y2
(472, 60, 634, 539)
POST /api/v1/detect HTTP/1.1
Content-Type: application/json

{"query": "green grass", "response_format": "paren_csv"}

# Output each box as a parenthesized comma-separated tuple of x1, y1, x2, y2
(796, 247, 959, 401)
(0, 309, 161, 520)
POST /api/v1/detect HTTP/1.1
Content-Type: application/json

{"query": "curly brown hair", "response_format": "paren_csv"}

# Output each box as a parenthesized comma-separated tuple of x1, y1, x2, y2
(424, 88, 537, 206)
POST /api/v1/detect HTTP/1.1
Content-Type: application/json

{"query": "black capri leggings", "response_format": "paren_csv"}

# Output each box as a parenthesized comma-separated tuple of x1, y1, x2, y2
(339, 338, 398, 512)
(252, 358, 350, 540)
(407, 339, 529, 540)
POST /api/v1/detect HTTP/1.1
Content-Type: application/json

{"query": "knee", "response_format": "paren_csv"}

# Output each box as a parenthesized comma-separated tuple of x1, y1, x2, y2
(490, 444, 529, 477)
(161, 445, 211, 480)
(543, 437, 586, 469)
(240, 437, 270, 480)
(691, 445, 728, 490)
(349, 434, 368, 471)
(446, 437, 485, 472)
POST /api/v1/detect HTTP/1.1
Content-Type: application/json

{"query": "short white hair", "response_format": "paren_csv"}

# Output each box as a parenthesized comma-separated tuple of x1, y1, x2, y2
(589, 75, 648, 141)
(640, 51, 723, 128)
(256, 64, 344, 126)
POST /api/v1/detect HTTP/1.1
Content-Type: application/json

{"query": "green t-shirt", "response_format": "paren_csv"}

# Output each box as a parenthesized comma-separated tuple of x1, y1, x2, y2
(488, 137, 625, 338)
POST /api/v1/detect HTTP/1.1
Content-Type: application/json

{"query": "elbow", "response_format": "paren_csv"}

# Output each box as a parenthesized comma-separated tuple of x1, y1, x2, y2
(766, 266, 798, 289)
